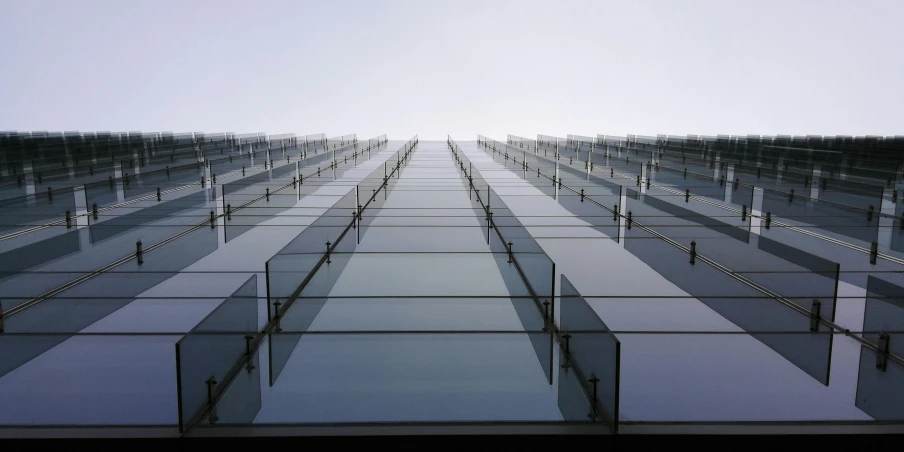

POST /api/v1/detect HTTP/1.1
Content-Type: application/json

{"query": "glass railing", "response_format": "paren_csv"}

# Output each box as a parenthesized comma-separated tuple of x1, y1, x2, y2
(519, 135, 904, 269)
(176, 136, 416, 432)
(454, 135, 616, 430)
(2, 135, 904, 438)
(477, 135, 902, 388)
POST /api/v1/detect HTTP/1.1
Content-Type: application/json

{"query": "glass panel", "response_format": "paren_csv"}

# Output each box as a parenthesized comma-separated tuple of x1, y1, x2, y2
(84, 178, 120, 209)
(175, 275, 258, 431)
(123, 162, 203, 200)
(821, 178, 884, 212)
(761, 188, 879, 245)
(223, 184, 299, 243)
(557, 360, 596, 422)
(863, 275, 904, 355)
(559, 275, 620, 430)
(555, 192, 619, 238)
(89, 191, 208, 244)
(856, 347, 904, 421)
(0, 187, 77, 234)
(631, 188, 751, 244)
(206, 347, 262, 425)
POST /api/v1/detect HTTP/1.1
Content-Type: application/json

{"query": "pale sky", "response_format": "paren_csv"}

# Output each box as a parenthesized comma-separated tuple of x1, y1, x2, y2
(1, 0, 902, 140)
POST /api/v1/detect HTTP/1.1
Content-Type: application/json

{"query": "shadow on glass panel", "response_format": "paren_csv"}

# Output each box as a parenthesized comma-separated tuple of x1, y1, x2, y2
(761, 188, 879, 245)
(487, 191, 555, 303)
(0, 225, 219, 379)
(0, 230, 81, 281)
(634, 189, 750, 244)
(0, 187, 77, 234)
(89, 191, 208, 244)
(267, 217, 356, 386)
(223, 188, 301, 244)
(622, 226, 834, 385)
(489, 250, 553, 383)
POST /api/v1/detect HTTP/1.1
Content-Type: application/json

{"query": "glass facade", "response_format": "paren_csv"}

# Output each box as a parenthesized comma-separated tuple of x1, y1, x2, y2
(1, 131, 903, 437)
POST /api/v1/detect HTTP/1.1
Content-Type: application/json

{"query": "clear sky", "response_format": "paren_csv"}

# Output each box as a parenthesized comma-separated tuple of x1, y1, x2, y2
(1, 0, 902, 140)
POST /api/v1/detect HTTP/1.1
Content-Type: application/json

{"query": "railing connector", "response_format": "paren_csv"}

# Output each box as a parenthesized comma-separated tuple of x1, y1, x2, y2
(206, 377, 219, 424)
(809, 299, 822, 332)
(877, 333, 890, 371)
